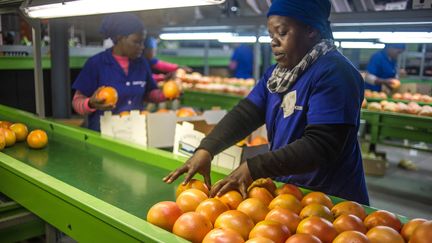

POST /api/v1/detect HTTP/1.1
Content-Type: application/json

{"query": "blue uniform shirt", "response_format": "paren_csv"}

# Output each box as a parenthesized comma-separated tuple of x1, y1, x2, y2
(247, 50, 369, 205)
(366, 50, 397, 91)
(231, 44, 254, 79)
(72, 48, 157, 131)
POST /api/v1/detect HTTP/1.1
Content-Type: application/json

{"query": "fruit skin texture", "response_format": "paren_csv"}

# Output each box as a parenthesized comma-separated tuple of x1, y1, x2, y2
(237, 198, 269, 224)
(363, 210, 402, 231)
(146, 201, 182, 232)
(202, 228, 245, 243)
(265, 208, 301, 234)
(176, 188, 208, 212)
(96, 86, 118, 106)
(409, 220, 432, 243)
(172, 212, 213, 243)
(333, 231, 370, 243)
(163, 80, 180, 99)
(216, 190, 243, 210)
(275, 183, 303, 200)
(9, 123, 29, 142)
(296, 216, 338, 243)
(195, 198, 229, 224)
(214, 210, 254, 240)
(299, 203, 334, 222)
(331, 201, 367, 220)
(2, 128, 16, 147)
(301, 192, 333, 209)
(248, 187, 274, 206)
(0, 128, 5, 150)
(249, 220, 291, 243)
(269, 194, 302, 214)
(333, 214, 367, 234)
(245, 237, 275, 243)
(176, 179, 209, 198)
(285, 233, 322, 243)
(400, 218, 427, 242)
(366, 226, 404, 243)
(26, 129, 48, 149)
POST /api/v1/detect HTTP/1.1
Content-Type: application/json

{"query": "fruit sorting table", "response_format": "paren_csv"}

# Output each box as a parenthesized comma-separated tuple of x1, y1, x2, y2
(0, 104, 408, 242)
(361, 110, 432, 150)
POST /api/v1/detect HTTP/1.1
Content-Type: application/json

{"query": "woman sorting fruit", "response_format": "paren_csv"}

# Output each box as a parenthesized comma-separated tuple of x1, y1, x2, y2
(164, 0, 369, 205)
(364, 43, 405, 92)
(72, 13, 165, 131)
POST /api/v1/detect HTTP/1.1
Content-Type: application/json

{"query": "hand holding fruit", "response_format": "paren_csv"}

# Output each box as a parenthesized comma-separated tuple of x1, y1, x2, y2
(89, 86, 117, 110)
(163, 149, 212, 189)
(386, 78, 401, 90)
(210, 162, 253, 199)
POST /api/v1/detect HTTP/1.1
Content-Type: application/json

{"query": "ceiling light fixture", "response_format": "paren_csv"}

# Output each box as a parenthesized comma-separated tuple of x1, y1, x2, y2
(22, 0, 225, 18)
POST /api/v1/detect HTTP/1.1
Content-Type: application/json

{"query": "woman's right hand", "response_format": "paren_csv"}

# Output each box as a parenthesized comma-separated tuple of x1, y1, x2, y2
(163, 149, 212, 189)
(89, 86, 116, 111)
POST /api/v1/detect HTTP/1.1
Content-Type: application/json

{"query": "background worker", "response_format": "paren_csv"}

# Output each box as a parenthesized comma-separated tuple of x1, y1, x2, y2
(164, 0, 369, 205)
(72, 13, 165, 131)
(364, 43, 406, 92)
(229, 43, 254, 79)
(143, 36, 191, 82)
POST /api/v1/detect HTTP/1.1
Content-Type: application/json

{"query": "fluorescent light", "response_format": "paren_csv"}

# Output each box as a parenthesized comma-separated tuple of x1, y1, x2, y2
(333, 32, 432, 39)
(332, 21, 432, 27)
(218, 36, 256, 43)
(23, 0, 225, 18)
(160, 32, 233, 40)
(258, 36, 271, 43)
(379, 37, 432, 43)
(340, 42, 385, 49)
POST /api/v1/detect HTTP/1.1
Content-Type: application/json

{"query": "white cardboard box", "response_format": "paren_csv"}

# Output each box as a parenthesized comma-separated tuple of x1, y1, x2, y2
(173, 120, 243, 170)
(100, 109, 227, 148)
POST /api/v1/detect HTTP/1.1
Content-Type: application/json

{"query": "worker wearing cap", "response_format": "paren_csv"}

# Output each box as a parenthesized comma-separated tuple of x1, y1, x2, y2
(72, 13, 165, 131)
(365, 43, 406, 92)
(164, 0, 369, 205)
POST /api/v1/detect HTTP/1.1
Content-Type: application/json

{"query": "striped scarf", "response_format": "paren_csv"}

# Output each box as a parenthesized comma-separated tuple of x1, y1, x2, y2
(267, 39, 336, 93)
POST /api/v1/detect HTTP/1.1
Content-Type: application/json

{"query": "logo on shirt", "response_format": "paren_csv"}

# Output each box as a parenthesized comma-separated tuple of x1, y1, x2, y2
(281, 90, 303, 118)
(132, 80, 146, 87)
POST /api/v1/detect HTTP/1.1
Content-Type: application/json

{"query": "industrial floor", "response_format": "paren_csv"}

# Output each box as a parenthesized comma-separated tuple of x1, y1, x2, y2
(366, 144, 432, 219)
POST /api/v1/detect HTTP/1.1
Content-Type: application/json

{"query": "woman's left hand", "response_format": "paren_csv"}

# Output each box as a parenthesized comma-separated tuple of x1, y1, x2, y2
(210, 162, 253, 199)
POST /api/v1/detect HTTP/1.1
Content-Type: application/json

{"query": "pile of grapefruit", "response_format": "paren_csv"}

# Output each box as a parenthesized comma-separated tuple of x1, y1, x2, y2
(0, 120, 48, 151)
(147, 178, 431, 243)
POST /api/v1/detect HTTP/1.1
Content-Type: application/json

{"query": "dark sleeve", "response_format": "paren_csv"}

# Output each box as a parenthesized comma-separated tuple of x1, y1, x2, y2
(198, 98, 265, 157)
(247, 124, 352, 179)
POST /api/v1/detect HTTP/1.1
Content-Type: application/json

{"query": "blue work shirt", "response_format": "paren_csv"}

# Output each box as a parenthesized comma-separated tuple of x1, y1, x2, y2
(72, 48, 157, 131)
(366, 50, 397, 91)
(247, 50, 369, 205)
(231, 44, 254, 79)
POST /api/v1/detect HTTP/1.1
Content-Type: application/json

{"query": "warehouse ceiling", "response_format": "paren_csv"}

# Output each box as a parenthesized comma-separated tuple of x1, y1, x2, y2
(1, 0, 431, 40)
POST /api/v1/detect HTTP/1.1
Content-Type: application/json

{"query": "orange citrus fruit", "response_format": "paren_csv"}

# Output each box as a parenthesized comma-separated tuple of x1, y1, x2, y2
(2, 128, 16, 147)
(9, 123, 29, 142)
(27, 129, 48, 149)
(96, 86, 118, 106)
(163, 80, 180, 100)
(0, 128, 5, 150)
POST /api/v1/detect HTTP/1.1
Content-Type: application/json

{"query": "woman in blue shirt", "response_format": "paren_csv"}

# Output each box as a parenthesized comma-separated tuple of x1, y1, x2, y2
(164, 0, 369, 205)
(72, 13, 164, 131)
(365, 44, 405, 92)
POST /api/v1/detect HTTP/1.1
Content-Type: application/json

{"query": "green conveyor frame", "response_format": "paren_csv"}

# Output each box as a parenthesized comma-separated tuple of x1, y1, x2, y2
(361, 110, 432, 147)
(181, 90, 244, 110)
(0, 104, 408, 242)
